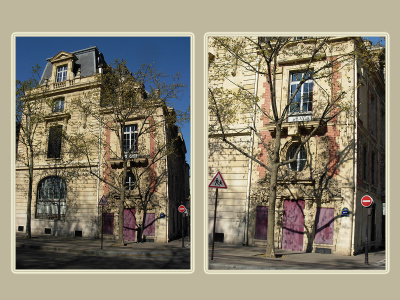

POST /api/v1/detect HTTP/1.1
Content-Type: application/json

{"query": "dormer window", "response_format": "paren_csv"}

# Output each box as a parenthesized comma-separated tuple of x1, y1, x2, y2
(53, 98, 64, 113)
(56, 65, 68, 82)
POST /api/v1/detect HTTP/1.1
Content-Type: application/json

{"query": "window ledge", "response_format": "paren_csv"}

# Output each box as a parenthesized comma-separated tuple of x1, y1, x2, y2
(44, 113, 71, 122)
(45, 157, 63, 161)
(265, 119, 321, 135)
(277, 179, 315, 185)
(109, 157, 148, 167)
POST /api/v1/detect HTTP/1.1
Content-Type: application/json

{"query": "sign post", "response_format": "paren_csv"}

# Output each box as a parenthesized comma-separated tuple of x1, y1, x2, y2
(178, 205, 186, 248)
(98, 195, 109, 249)
(361, 195, 373, 265)
(208, 171, 228, 260)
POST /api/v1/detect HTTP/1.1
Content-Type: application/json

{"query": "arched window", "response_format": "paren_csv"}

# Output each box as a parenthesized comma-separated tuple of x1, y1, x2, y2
(36, 176, 67, 219)
(125, 172, 136, 190)
(288, 144, 307, 171)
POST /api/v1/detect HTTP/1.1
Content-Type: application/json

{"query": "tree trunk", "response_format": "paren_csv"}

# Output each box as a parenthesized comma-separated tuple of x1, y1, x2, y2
(140, 207, 147, 243)
(266, 163, 278, 257)
(25, 152, 33, 238)
(265, 124, 282, 257)
(117, 161, 128, 245)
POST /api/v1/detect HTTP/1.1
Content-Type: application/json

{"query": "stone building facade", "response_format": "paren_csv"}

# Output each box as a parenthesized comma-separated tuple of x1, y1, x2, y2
(208, 37, 385, 255)
(16, 46, 188, 243)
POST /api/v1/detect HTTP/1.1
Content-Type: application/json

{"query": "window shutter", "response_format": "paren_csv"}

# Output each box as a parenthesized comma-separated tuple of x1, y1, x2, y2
(47, 125, 62, 158)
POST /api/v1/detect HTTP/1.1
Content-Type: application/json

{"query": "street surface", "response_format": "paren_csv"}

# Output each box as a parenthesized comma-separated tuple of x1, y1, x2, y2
(16, 247, 190, 270)
(208, 244, 386, 271)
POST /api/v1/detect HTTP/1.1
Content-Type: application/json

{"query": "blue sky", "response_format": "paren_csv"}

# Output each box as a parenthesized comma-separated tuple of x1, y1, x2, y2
(365, 36, 386, 45)
(15, 36, 191, 170)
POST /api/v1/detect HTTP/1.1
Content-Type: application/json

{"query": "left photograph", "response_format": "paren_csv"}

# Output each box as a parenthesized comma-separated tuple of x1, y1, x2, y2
(14, 35, 191, 271)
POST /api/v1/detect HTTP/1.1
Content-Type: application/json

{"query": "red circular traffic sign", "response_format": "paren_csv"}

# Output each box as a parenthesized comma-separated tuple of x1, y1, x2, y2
(178, 205, 186, 213)
(361, 195, 373, 208)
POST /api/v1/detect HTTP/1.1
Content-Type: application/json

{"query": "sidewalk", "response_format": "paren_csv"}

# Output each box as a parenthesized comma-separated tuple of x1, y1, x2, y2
(208, 243, 387, 271)
(16, 233, 190, 257)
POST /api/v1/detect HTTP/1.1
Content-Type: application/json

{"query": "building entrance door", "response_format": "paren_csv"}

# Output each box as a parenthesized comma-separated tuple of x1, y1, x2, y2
(123, 208, 136, 241)
(282, 199, 305, 251)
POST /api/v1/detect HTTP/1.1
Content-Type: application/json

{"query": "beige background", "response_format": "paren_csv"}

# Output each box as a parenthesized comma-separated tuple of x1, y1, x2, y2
(1, 0, 397, 299)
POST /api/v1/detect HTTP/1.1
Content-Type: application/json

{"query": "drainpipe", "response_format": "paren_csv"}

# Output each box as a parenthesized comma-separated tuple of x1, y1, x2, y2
(96, 116, 102, 233)
(163, 110, 169, 242)
(244, 58, 260, 245)
(351, 57, 358, 255)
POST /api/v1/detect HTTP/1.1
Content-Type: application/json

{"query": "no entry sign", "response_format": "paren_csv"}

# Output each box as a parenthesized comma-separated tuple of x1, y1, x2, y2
(178, 205, 186, 213)
(361, 195, 373, 208)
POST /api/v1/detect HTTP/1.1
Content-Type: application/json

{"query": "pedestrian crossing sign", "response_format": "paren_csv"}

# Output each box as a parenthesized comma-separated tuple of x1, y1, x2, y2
(98, 195, 108, 206)
(208, 171, 228, 189)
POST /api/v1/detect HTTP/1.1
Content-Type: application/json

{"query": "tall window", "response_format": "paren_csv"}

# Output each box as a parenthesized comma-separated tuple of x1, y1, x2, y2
(289, 71, 313, 116)
(52, 97, 64, 113)
(47, 125, 62, 158)
(125, 172, 136, 190)
(36, 176, 67, 219)
(123, 124, 138, 158)
(363, 146, 367, 181)
(56, 66, 67, 82)
(371, 152, 376, 185)
(288, 144, 307, 171)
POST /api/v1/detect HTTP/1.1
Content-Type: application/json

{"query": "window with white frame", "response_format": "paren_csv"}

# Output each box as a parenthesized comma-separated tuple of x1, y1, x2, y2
(36, 176, 67, 219)
(56, 65, 68, 82)
(125, 172, 136, 190)
(288, 144, 307, 171)
(289, 71, 313, 120)
(123, 124, 138, 158)
(52, 97, 64, 113)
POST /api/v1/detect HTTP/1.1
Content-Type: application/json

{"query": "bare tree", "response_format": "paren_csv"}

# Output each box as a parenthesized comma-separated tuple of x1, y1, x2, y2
(208, 36, 382, 257)
(73, 60, 187, 245)
(16, 65, 87, 237)
(16, 65, 47, 238)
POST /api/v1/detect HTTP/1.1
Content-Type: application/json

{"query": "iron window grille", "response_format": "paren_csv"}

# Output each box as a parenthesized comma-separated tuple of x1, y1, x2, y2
(36, 176, 67, 219)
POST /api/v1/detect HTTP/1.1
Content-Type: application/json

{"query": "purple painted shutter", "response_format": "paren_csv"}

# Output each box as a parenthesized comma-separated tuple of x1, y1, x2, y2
(282, 200, 305, 251)
(103, 213, 114, 235)
(255, 206, 268, 240)
(314, 207, 334, 244)
(143, 213, 155, 236)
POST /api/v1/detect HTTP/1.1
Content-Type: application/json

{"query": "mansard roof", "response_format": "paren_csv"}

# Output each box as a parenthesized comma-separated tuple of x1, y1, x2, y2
(40, 46, 107, 84)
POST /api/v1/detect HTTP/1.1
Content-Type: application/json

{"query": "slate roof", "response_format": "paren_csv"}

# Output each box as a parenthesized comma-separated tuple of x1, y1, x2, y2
(40, 46, 107, 84)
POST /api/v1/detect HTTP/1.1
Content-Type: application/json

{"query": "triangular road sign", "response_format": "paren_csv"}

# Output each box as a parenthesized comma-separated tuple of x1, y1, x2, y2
(209, 171, 228, 189)
(98, 195, 108, 206)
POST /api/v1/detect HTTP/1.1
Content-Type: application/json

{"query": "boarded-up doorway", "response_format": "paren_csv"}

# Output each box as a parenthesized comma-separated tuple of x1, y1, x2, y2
(123, 208, 136, 241)
(255, 206, 268, 240)
(314, 207, 334, 245)
(143, 213, 155, 237)
(103, 213, 114, 235)
(282, 199, 305, 251)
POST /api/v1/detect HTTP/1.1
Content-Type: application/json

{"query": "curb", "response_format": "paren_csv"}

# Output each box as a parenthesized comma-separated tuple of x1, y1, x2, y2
(208, 263, 284, 270)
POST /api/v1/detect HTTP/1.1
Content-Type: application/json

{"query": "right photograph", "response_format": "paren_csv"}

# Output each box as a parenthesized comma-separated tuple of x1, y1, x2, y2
(207, 35, 387, 271)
